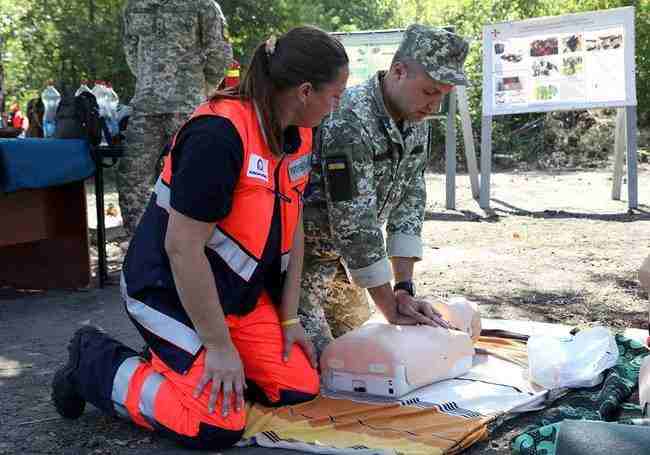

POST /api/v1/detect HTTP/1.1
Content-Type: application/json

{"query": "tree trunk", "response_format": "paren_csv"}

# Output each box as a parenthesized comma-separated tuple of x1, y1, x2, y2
(88, 0, 97, 79)
(0, 38, 5, 115)
(414, 0, 424, 22)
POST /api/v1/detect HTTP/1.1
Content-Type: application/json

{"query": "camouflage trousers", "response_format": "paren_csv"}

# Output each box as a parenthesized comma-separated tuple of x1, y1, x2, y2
(117, 112, 187, 236)
(298, 224, 374, 358)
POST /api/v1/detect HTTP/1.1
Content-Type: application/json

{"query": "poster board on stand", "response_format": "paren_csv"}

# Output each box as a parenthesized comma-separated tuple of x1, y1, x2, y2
(331, 29, 404, 88)
(480, 7, 638, 209)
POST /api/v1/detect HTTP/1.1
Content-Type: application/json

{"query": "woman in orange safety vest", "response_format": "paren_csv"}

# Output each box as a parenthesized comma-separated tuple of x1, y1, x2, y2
(52, 26, 349, 450)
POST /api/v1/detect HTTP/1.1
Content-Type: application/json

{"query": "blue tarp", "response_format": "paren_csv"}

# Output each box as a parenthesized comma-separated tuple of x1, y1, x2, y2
(0, 138, 96, 193)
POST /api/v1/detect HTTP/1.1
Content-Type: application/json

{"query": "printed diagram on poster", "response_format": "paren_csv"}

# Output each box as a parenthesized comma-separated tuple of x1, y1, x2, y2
(331, 30, 403, 87)
(482, 7, 636, 115)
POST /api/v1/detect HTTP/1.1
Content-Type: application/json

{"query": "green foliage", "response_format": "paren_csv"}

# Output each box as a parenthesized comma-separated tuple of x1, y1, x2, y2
(0, 0, 647, 132)
(1, 0, 130, 108)
(221, 0, 396, 63)
(635, 0, 650, 124)
(0, 0, 394, 108)
(428, 0, 650, 162)
(0, 1, 31, 107)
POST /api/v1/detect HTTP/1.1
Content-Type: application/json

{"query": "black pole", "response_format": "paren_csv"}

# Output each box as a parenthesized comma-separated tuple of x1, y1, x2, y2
(94, 151, 107, 287)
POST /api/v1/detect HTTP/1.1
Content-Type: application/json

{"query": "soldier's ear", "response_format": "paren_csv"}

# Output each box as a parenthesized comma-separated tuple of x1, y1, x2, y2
(391, 61, 408, 81)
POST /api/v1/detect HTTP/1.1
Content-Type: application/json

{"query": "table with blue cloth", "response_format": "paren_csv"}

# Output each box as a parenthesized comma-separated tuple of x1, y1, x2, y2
(0, 138, 96, 289)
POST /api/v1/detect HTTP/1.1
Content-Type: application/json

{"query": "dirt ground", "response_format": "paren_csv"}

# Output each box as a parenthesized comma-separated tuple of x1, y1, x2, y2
(1, 166, 649, 454)
(417, 166, 649, 331)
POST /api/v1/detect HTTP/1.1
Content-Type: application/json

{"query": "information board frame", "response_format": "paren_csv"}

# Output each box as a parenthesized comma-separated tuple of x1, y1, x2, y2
(482, 7, 636, 116)
(331, 29, 405, 88)
(479, 7, 638, 210)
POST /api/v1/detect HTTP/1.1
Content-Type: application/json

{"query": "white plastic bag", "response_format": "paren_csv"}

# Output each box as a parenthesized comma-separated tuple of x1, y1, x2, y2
(527, 326, 619, 389)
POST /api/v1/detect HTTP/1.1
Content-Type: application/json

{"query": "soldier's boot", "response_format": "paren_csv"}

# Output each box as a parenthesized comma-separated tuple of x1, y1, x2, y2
(51, 326, 104, 419)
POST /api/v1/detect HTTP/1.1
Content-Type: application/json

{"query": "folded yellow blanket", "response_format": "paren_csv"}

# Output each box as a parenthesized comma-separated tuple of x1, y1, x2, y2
(242, 337, 532, 455)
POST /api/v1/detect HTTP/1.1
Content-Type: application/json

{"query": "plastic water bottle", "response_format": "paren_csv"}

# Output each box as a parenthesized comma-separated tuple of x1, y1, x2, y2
(105, 82, 120, 140)
(41, 80, 61, 138)
(92, 81, 109, 144)
(92, 80, 107, 117)
(75, 79, 92, 97)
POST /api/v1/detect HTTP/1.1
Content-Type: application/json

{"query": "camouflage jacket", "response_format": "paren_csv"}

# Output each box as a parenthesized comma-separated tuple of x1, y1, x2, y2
(303, 72, 430, 288)
(123, 0, 232, 114)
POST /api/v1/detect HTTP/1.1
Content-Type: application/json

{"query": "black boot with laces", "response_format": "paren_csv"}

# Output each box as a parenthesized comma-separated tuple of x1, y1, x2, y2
(51, 326, 103, 419)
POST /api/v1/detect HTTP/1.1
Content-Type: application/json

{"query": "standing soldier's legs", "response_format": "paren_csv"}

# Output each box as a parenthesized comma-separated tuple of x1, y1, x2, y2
(323, 262, 372, 338)
(117, 112, 156, 236)
(117, 112, 187, 236)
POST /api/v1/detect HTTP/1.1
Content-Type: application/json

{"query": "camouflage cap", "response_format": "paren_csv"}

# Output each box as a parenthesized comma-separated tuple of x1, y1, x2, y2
(396, 24, 470, 86)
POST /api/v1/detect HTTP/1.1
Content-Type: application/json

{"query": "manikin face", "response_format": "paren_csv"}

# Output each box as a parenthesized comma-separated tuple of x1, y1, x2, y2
(389, 62, 454, 123)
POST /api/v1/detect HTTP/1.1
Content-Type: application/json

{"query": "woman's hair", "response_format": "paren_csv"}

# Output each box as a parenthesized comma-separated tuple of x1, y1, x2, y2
(211, 26, 348, 156)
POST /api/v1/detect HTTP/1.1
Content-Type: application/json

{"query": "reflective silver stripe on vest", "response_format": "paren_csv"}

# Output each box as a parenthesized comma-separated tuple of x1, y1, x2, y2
(120, 273, 202, 355)
(139, 371, 164, 422)
(111, 356, 142, 418)
(281, 252, 291, 273)
(154, 176, 259, 282)
(206, 227, 258, 282)
(154, 177, 171, 212)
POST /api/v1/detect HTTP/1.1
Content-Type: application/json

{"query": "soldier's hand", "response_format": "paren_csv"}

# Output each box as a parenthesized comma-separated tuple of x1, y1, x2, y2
(281, 321, 318, 369)
(393, 292, 450, 329)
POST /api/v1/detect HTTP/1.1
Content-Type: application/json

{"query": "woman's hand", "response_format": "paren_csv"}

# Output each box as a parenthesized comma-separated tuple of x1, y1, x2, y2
(281, 322, 318, 369)
(193, 342, 246, 416)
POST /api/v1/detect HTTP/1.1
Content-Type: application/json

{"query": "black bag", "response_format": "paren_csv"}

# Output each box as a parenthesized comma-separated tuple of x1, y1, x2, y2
(54, 91, 104, 146)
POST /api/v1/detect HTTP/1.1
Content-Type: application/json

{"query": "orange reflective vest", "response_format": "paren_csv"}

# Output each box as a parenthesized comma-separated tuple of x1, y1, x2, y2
(122, 98, 311, 373)
(154, 98, 312, 299)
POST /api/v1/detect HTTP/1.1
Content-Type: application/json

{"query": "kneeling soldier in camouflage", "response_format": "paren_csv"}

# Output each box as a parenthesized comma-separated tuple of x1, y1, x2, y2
(300, 24, 470, 356)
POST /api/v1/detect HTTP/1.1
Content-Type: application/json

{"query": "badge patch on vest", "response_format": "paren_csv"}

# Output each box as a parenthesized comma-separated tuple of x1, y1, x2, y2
(247, 154, 269, 182)
(288, 154, 311, 182)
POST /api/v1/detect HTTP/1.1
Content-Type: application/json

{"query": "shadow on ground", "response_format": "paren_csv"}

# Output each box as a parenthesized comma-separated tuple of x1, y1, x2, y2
(491, 199, 650, 222)
(424, 280, 647, 330)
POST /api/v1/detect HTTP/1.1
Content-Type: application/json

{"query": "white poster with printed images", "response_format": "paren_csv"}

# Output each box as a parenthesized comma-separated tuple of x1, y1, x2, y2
(332, 30, 404, 87)
(482, 7, 636, 116)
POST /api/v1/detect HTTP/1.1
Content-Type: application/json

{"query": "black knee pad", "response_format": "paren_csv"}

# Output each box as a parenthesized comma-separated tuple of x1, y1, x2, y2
(277, 389, 318, 406)
(154, 421, 244, 450)
(246, 381, 317, 407)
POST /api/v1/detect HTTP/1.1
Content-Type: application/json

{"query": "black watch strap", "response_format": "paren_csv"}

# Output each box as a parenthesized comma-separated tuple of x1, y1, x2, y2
(393, 280, 415, 297)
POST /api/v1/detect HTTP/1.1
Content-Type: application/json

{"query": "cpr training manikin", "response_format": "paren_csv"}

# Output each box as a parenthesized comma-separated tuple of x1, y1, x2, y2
(321, 297, 481, 398)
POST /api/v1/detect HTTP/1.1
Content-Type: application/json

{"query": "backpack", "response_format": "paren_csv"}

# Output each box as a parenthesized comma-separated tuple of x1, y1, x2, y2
(54, 91, 104, 146)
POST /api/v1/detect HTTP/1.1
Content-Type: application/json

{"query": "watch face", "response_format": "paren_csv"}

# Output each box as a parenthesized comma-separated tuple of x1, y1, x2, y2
(407, 282, 415, 296)
(395, 281, 415, 297)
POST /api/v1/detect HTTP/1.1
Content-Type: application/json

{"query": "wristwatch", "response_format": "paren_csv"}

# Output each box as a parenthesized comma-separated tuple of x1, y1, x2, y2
(393, 280, 415, 297)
